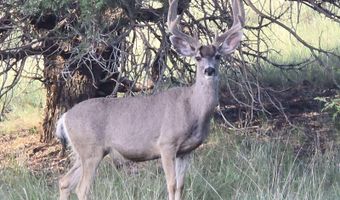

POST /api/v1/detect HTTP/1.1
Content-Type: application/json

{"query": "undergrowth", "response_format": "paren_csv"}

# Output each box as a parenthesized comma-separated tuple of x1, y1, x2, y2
(0, 126, 339, 200)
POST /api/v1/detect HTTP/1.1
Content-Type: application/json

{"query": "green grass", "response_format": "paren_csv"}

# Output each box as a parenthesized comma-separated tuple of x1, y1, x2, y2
(0, 74, 45, 134)
(0, 55, 45, 133)
(246, 0, 340, 56)
(243, 0, 340, 89)
(0, 167, 56, 200)
(255, 50, 340, 88)
(0, 126, 339, 200)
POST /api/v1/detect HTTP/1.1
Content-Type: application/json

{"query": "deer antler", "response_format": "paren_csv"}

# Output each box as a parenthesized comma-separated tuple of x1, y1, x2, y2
(167, 0, 200, 50)
(213, 0, 245, 47)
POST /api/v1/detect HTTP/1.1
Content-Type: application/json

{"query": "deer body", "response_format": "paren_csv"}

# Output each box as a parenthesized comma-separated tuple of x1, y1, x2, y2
(63, 79, 218, 162)
(57, 0, 244, 199)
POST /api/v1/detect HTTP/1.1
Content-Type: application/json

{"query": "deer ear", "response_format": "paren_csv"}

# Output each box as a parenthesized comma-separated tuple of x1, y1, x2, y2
(218, 31, 243, 55)
(170, 35, 197, 57)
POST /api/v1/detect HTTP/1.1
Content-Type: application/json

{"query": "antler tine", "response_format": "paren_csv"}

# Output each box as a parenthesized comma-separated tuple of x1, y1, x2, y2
(214, 0, 245, 46)
(167, 0, 200, 49)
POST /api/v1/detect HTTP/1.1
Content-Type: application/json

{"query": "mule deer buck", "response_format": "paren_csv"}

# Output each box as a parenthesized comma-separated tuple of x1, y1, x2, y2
(56, 0, 245, 199)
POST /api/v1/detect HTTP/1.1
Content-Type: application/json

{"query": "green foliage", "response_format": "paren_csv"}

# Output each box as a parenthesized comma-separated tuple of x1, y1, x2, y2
(316, 96, 340, 125)
(23, 0, 69, 14)
(22, 0, 109, 18)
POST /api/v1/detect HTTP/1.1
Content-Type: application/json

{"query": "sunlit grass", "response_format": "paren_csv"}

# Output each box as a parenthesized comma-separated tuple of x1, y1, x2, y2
(0, 55, 45, 134)
(256, 50, 340, 88)
(0, 78, 45, 134)
(242, 1, 340, 88)
(245, 0, 340, 60)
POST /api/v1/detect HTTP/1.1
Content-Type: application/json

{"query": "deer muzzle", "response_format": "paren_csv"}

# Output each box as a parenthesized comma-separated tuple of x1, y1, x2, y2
(204, 67, 216, 76)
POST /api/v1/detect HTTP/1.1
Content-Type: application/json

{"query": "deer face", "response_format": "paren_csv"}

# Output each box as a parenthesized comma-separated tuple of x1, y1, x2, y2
(195, 45, 220, 79)
(169, 35, 241, 81)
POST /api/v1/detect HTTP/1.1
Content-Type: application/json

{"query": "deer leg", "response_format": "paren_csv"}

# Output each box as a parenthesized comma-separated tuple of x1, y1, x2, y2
(59, 157, 81, 200)
(160, 146, 177, 200)
(75, 154, 102, 200)
(175, 154, 191, 200)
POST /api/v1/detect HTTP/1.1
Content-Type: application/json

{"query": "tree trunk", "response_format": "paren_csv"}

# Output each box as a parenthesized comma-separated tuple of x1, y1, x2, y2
(41, 55, 97, 142)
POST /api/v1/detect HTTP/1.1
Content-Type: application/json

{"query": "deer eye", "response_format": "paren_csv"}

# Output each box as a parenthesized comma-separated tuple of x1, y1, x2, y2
(215, 54, 221, 60)
(195, 56, 202, 61)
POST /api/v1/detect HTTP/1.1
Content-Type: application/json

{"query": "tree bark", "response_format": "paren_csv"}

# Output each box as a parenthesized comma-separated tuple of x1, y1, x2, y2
(41, 55, 97, 142)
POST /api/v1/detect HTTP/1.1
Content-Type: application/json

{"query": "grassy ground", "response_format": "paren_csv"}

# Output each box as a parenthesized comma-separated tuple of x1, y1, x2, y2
(0, 125, 339, 200)
(243, 0, 340, 89)
(0, 78, 45, 135)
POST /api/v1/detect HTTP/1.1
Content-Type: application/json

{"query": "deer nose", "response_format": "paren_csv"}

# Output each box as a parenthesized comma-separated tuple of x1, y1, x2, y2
(204, 67, 216, 76)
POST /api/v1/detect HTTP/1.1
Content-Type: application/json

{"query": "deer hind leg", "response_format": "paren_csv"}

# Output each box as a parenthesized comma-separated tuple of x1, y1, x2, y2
(160, 146, 177, 200)
(75, 150, 103, 200)
(175, 154, 191, 200)
(59, 157, 81, 200)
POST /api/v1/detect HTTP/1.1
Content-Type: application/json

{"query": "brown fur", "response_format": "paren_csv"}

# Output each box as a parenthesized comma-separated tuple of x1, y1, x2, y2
(199, 45, 217, 57)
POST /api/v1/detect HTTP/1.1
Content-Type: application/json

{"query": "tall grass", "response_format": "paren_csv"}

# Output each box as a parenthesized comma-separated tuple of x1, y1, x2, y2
(256, 50, 340, 88)
(1, 126, 339, 200)
(246, 0, 340, 57)
(244, 0, 340, 88)
(0, 167, 56, 200)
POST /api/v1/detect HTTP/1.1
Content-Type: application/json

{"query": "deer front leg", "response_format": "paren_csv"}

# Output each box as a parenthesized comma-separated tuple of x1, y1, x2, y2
(175, 154, 191, 200)
(160, 146, 177, 200)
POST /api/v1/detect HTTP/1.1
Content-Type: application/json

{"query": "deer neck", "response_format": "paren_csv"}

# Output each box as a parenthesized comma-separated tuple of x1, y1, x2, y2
(190, 77, 219, 116)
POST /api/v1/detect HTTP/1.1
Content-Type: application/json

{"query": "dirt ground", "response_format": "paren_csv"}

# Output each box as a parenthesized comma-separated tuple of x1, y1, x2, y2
(0, 128, 68, 173)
